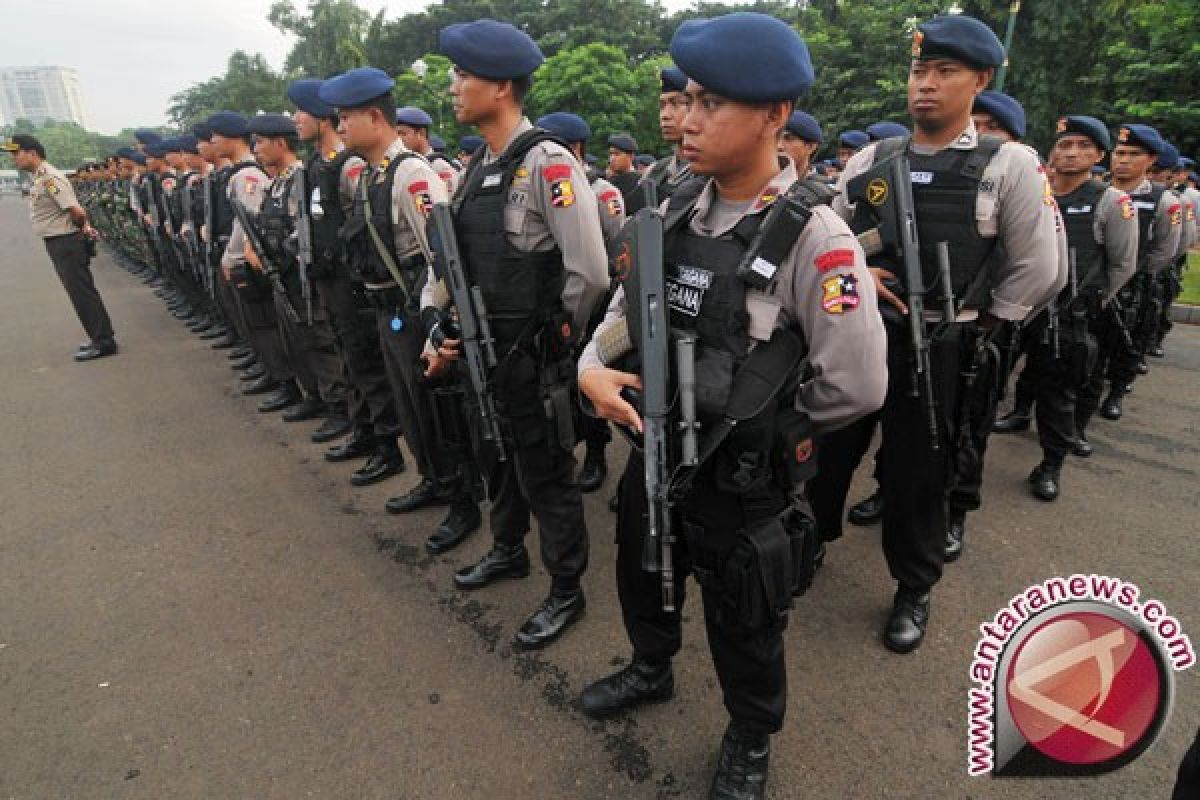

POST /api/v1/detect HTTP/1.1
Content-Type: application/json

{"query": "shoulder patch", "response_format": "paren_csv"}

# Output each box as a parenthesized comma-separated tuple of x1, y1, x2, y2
(243, 175, 259, 194)
(346, 163, 365, 182)
(543, 164, 575, 208)
(44, 179, 60, 195)
(1119, 194, 1135, 220)
(408, 179, 432, 216)
(1168, 203, 1183, 226)
(821, 273, 860, 314)
(814, 248, 856, 273)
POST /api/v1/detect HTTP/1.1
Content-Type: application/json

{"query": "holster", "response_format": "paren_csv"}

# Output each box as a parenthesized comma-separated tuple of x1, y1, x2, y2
(684, 515, 793, 634)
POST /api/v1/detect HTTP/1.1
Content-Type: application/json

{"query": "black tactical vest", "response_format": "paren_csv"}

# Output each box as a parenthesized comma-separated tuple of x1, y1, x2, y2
(167, 172, 189, 230)
(647, 155, 692, 203)
(850, 136, 1003, 306)
(259, 167, 298, 269)
(453, 129, 568, 349)
(1057, 179, 1107, 294)
(343, 151, 427, 291)
(1129, 183, 1166, 265)
(211, 161, 260, 239)
(308, 149, 355, 277)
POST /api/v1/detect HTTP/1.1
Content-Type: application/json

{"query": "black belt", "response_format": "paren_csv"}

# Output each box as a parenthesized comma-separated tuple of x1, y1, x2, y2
(365, 286, 408, 309)
(43, 231, 82, 241)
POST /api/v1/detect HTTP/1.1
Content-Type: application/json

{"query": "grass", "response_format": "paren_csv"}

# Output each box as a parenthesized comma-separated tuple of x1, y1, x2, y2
(1181, 251, 1200, 306)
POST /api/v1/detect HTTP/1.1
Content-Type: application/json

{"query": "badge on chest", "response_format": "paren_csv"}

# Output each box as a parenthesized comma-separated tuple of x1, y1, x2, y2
(666, 265, 714, 317)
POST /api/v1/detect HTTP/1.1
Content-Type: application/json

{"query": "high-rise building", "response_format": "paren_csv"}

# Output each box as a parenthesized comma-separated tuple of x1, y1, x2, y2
(0, 67, 90, 128)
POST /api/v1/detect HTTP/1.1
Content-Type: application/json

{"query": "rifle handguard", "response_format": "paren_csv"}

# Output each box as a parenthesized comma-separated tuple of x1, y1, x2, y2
(596, 317, 633, 366)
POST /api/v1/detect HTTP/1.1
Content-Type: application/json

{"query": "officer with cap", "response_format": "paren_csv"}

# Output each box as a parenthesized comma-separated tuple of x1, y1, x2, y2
(630, 66, 693, 214)
(837, 129, 868, 163)
(143, 138, 198, 324)
(189, 121, 234, 343)
(319, 67, 481, 548)
(287, 78, 389, 448)
(994, 115, 1138, 499)
(457, 134, 483, 167)
(866, 121, 910, 141)
(815, 14, 1061, 653)
(633, 153, 656, 175)
(1099, 123, 1181, 419)
(395, 106, 461, 194)
(606, 131, 641, 207)
(971, 90, 1025, 142)
(422, 18, 609, 648)
(536, 110, 627, 495)
(781, 110, 823, 176)
(577, 13, 886, 799)
(1149, 142, 1194, 358)
(4, 134, 116, 361)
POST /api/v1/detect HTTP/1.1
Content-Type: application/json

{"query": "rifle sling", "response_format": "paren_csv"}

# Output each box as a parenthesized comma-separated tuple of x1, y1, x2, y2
(362, 184, 416, 309)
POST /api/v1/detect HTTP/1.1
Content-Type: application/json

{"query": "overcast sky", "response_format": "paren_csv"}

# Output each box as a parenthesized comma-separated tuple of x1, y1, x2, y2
(5, 0, 702, 135)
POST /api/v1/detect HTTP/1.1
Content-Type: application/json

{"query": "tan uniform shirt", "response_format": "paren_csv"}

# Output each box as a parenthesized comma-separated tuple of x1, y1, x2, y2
(28, 162, 79, 238)
(428, 153, 460, 197)
(1173, 186, 1196, 259)
(222, 157, 269, 268)
(591, 176, 626, 245)
(833, 122, 1064, 321)
(1063, 185, 1139, 304)
(581, 161, 888, 434)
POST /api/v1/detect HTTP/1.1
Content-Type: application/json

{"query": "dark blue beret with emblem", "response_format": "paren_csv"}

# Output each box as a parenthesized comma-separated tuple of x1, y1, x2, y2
(318, 67, 395, 109)
(660, 66, 688, 94)
(248, 113, 298, 138)
(161, 137, 184, 154)
(785, 111, 822, 143)
(134, 129, 162, 145)
(838, 130, 868, 149)
(972, 91, 1025, 139)
(429, 134, 447, 152)
(913, 15, 1005, 69)
(607, 133, 637, 153)
(439, 19, 544, 81)
(178, 135, 200, 155)
(206, 111, 251, 138)
(115, 146, 139, 161)
(287, 79, 337, 120)
(191, 121, 213, 141)
(1156, 141, 1180, 170)
(537, 112, 592, 143)
(459, 134, 484, 154)
(1055, 115, 1110, 151)
(866, 121, 909, 141)
(395, 106, 434, 128)
(1091, 165, 1107, 176)
(670, 12, 814, 103)
(1116, 123, 1164, 155)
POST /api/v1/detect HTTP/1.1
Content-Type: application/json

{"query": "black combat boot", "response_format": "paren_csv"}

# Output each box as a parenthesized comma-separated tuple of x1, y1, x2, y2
(884, 587, 930, 654)
(453, 543, 530, 590)
(944, 510, 966, 563)
(425, 495, 481, 555)
(1071, 432, 1094, 458)
(580, 658, 674, 718)
(847, 488, 883, 526)
(350, 438, 405, 486)
(709, 722, 770, 800)
(1029, 462, 1061, 502)
(576, 445, 607, 493)
(993, 404, 1032, 433)
(514, 586, 586, 650)
(1100, 389, 1124, 421)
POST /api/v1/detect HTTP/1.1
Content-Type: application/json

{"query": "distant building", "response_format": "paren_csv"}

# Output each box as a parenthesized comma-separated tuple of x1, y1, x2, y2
(0, 67, 89, 128)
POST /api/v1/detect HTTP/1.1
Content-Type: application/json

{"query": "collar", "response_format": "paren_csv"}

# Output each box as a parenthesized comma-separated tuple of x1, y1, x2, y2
(485, 117, 533, 165)
(1130, 178, 1154, 196)
(376, 137, 410, 170)
(319, 139, 345, 163)
(911, 119, 979, 156)
(691, 160, 799, 237)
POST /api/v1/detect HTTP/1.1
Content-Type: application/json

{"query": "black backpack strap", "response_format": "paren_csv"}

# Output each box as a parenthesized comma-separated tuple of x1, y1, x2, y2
(961, 135, 1004, 181)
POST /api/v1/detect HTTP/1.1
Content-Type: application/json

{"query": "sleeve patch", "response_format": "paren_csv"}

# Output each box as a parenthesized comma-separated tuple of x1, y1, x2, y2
(542, 164, 572, 182)
(1119, 194, 1135, 220)
(814, 248, 856, 273)
(346, 164, 365, 182)
(821, 273, 860, 314)
(544, 164, 575, 208)
(1168, 203, 1183, 225)
(44, 179, 60, 195)
(407, 180, 430, 194)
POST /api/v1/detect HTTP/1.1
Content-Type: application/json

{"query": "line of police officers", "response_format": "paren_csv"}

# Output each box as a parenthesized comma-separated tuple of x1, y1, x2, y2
(57, 11, 1196, 799)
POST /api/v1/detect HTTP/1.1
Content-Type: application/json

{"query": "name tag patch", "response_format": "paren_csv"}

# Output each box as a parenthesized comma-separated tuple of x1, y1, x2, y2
(481, 172, 503, 189)
(666, 265, 714, 317)
(910, 171, 934, 185)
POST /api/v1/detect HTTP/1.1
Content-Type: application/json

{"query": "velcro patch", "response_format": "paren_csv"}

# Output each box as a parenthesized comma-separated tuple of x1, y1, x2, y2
(814, 248, 855, 273)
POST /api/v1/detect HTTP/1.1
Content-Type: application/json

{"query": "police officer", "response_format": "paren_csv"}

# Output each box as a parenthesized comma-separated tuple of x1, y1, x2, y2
(780, 110, 823, 177)
(576, 15, 886, 798)
(457, 134, 483, 167)
(1148, 142, 1194, 357)
(422, 19, 609, 648)
(993, 116, 1138, 500)
(535, 110, 628, 494)
(319, 67, 481, 547)
(4, 134, 116, 361)
(606, 131, 641, 207)
(836, 129, 868, 163)
(394, 106, 461, 194)
(816, 14, 1062, 653)
(187, 122, 232, 343)
(629, 66, 692, 213)
(287, 78, 390, 448)
(1099, 124, 1181, 419)
(971, 90, 1024, 141)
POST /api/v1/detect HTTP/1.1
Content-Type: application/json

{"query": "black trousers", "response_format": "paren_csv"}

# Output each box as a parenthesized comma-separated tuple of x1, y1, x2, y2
(615, 451, 788, 735)
(235, 280, 293, 384)
(1156, 264, 1184, 346)
(1109, 272, 1160, 386)
(1076, 306, 1126, 434)
(45, 233, 114, 346)
(1010, 312, 1078, 468)
(277, 274, 346, 405)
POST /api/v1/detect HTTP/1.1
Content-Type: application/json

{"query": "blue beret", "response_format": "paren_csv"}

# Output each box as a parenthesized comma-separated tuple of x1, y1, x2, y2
(395, 106, 433, 128)
(785, 111, 823, 143)
(143, 141, 169, 158)
(429, 134, 447, 152)
(178, 134, 200, 155)
(248, 113, 297, 138)
(584, 153, 598, 166)
(459, 135, 484, 154)
(318, 67, 395, 108)
(1116, 123, 1164, 155)
(634, 154, 657, 168)
(838, 130, 868, 149)
(287, 79, 336, 119)
(537, 112, 592, 143)
(130, 151, 147, 165)
(1056, 114, 1110, 151)
(115, 146, 139, 161)
(207, 111, 251, 138)
(913, 15, 1005, 69)
(1179, 156, 1195, 169)
(972, 91, 1025, 139)
(134, 129, 162, 145)
(670, 12, 814, 103)
(159, 137, 183, 154)
(1156, 141, 1180, 170)
(439, 19, 544, 81)
(607, 133, 637, 153)
(660, 66, 688, 94)
(191, 121, 212, 141)
(866, 121, 909, 141)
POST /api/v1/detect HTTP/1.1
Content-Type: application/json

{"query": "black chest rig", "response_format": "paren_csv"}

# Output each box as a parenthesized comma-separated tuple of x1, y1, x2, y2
(1130, 183, 1167, 265)
(452, 129, 568, 351)
(342, 151, 426, 294)
(211, 162, 259, 240)
(851, 136, 1002, 306)
(259, 168, 298, 269)
(308, 149, 353, 278)
(1058, 180, 1107, 295)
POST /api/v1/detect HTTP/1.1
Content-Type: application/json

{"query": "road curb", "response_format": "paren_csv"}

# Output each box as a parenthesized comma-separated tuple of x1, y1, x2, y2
(1170, 304, 1199, 324)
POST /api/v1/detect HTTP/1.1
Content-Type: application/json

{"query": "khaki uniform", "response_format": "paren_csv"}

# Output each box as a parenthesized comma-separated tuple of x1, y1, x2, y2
(1086, 186, 1140, 303)
(29, 162, 79, 238)
(590, 175, 626, 245)
(222, 158, 269, 268)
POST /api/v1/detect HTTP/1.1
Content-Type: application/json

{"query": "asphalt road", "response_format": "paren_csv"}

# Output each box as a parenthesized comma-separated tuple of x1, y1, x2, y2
(1, 194, 1196, 800)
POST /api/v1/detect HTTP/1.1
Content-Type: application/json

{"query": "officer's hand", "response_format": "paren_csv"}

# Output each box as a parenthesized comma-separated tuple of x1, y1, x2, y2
(436, 337, 462, 362)
(244, 244, 262, 272)
(869, 267, 908, 315)
(82, 224, 99, 240)
(579, 367, 643, 433)
(423, 352, 447, 380)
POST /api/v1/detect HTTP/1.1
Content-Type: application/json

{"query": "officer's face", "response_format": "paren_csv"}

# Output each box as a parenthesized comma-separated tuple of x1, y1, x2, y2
(971, 113, 1014, 142)
(608, 148, 632, 173)
(11, 149, 34, 170)
(1111, 145, 1155, 182)
(196, 140, 214, 163)
(1050, 135, 1103, 176)
(292, 111, 320, 143)
(779, 133, 818, 174)
(336, 107, 383, 151)
(253, 135, 287, 169)
(659, 92, 687, 143)
(837, 146, 856, 163)
(396, 124, 426, 153)
(450, 68, 506, 124)
(210, 134, 235, 160)
(908, 59, 991, 133)
(679, 81, 786, 178)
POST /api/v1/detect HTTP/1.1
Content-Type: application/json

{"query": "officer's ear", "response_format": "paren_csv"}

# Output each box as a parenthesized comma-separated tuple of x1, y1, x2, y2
(975, 68, 994, 94)
(763, 101, 791, 139)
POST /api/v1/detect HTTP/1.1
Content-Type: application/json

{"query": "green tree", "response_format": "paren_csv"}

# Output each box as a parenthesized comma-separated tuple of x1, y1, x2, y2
(167, 51, 288, 128)
(270, 0, 371, 78)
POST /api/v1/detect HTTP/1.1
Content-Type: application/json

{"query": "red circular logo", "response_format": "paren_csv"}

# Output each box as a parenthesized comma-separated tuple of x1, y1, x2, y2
(1005, 611, 1162, 766)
